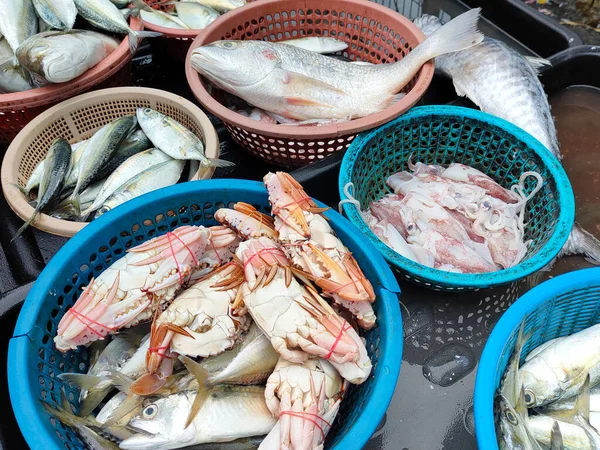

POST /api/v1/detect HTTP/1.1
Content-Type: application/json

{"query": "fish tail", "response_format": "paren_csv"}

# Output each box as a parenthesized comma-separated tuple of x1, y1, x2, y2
(128, 30, 163, 54)
(179, 355, 212, 428)
(104, 369, 136, 393)
(129, 0, 154, 15)
(207, 158, 236, 169)
(550, 420, 563, 450)
(561, 223, 600, 265)
(417, 8, 484, 59)
(11, 211, 38, 242)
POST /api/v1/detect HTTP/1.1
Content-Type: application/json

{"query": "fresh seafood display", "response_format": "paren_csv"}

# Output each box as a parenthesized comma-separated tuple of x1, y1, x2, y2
(343, 160, 543, 273)
(413, 13, 600, 267)
(496, 322, 600, 449)
(49, 173, 377, 449)
(139, 0, 245, 30)
(190, 9, 485, 124)
(14, 108, 228, 236)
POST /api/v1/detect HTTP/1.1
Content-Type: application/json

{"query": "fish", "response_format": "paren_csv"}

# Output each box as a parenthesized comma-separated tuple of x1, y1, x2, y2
(550, 420, 564, 450)
(573, 375, 600, 449)
(109, 0, 131, 6)
(198, 323, 279, 386)
(95, 158, 185, 216)
(528, 417, 593, 450)
(140, 9, 190, 29)
(136, 107, 234, 170)
(69, 115, 138, 211)
(16, 30, 120, 84)
(12, 137, 72, 240)
(0, 0, 38, 55)
(279, 36, 348, 54)
(500, 321, 528, 407)
(51, 180, 103, 219)
(73, 0, 162, 53)
(119, 384, 276, 450)
(413, 13, 600, 267)
(61, 139, 91, 195)
(174, 2, 219, 29)
(95, 392, 140, 441)
(32, 0, 77, 31)
(519, 323, 600, 408)
(183, 0, 245, 13)
(81, 148, 171, 217)
(0, 39, 34, 93)
(496, 390, 538, 450)
(93, 128, 152, 181)
(190, 9, 483, 121)
(58, 334, 141, 416)
(41, 391, 120, 450)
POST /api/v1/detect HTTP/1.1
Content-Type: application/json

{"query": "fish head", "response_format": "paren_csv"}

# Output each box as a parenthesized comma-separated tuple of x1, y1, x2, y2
(121, 392, 196, 450)
(412, 14, 443, 37)
(17, 40, 50, 77)
(519, 358, 562, 408)
(191, 41, 279, 90)
(495, 395, 530, 449)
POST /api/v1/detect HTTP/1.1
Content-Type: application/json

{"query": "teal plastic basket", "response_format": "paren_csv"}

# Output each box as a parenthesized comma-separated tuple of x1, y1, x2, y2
(7, 180, 402, 450)
(339, 106, 575, 291)
(474, 267, 600, 449)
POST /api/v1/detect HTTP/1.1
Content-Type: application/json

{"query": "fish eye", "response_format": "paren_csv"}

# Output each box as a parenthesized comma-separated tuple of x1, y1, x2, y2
(144, 108, 152, 113)
(143, 404, 158, 419)
(407, 223, 417, 234)
(524, 390, 535, 406)
(505, 410, 519, 425)
(222, 42, 236, 49)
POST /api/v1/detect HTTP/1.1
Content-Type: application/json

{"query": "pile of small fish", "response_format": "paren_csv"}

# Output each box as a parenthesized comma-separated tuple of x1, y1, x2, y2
(344, 161, 543, 273)
(0, 0, 159, 92)
(45, 172, 376, 449)
(140, 0, 245, 30)
(189, 9, 485, 126)
(15, 107, 232, 239)
(496, 322, 600, 450)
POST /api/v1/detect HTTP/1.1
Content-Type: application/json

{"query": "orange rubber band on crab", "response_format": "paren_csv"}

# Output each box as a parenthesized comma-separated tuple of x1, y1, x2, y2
(325, 320, 352, 361)
(165, 231, 199, 287)
(243, 247, 286, 271)
(278, 411, 331, 439)
(67, 307, 117, 338)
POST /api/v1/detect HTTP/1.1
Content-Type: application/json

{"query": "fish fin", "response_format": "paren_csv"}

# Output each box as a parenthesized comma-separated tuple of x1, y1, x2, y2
(208, 158, 235, 169)
(516, 386, 529, 418)
(388, 92, 407, 106)
(187, 159, 200, 181)
(575, 373, 591, 422)
(284, 97, 334, 108)
(10, 182, 30, 197)
(57, 373, 107, 391)
(524, 56, 552, 74)
(550, 420, 563, 450)
(104, 370, 135, 393)
(128, 30, 162, 54)
(179, 355, 212, 429)
(102, 394, 144, 427)
(417, 8, 483, 59)
(569, 223, 600, 265)
(11, 211, 39, 242)
(0, 56, 19, 73)
(130, 0, 154, 13)
(120, 8, 132, 19)
(117, 326, 149, 347)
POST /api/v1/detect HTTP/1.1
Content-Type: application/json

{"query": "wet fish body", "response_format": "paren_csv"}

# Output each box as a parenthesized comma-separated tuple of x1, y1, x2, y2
(16, 30, 119, 84)
(0, 39, 34, 92)
(0, 0, 38, 54)
(140, 9, 190, 29)
(32, 0, 77, 31)
(93, 129, 152, 181)
(280, 36, 348, 54)
(184, 0, 246, 13)
(190, 9, 483, 121)
(175, 2, 218, 29)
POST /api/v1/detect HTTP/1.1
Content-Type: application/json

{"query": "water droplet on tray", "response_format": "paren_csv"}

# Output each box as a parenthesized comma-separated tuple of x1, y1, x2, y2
(421, 343, 476, 387)
(403, 302, 433, 340)
(463, 403, 475, 436)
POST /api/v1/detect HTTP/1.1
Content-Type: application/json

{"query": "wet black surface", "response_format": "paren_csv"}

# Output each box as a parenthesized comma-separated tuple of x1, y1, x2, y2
(0, 17, 598, 450)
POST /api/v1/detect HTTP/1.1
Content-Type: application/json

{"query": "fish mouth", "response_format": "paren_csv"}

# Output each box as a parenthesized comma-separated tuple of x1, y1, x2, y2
(120, 432, 169, 450)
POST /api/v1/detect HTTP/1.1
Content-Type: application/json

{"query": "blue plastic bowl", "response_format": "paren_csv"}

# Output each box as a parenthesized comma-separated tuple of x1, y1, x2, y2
(8, 179, 402, 450)
(474, 267, 600, 449)
(339, 105, 574, 291)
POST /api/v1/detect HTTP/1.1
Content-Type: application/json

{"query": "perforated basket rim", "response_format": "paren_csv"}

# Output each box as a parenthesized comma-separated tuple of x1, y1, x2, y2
(0, 87, 220, 237)
(184, 0, 435, 139)
(338, 105, 575, 290)
(473, 267, 600, 450)
(8, 179, 402, 450)
(0, 17, 142, 110)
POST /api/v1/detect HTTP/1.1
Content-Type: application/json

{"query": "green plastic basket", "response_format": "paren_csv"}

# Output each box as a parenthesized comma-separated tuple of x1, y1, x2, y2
(338, 106, 575, 291)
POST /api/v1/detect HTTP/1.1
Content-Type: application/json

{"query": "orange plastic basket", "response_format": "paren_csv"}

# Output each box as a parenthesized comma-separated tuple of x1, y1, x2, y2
(185, 0, 434, 169)
(0, 17, 142, 148)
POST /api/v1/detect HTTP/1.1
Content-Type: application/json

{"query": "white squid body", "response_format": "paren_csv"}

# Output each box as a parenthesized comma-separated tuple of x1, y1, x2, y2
(16, 30, 119, 83)
(260, 358, 344, 450)
(159, 264, 250, 358)
(55, 226, 213, 352)
(238, 238, 372, 385)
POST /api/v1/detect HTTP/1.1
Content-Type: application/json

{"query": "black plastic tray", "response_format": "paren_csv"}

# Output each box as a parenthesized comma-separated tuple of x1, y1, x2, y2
(0, 32, 597, 450)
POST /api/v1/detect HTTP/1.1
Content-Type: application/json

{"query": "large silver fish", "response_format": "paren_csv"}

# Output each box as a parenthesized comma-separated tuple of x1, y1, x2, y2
(73, 0, 161, 53)
(32, 0, 77, 31)
(13, 137, 71, 240)
(120, 386, 276, 450)
(17, 30, 120, 84)
(0, 0, 38, 55)
(190, 9, 484, 121)
(414, 14, 600, 266)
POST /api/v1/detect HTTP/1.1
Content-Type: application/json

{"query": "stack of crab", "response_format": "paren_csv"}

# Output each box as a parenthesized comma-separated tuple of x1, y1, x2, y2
(52, 172, 376, 450)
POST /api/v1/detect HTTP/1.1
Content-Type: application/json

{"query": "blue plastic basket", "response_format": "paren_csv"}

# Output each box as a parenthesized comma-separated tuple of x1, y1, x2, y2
(474, 267, 600, 449)
(339, 105, 575, 291)
(7, 179, 402, 450)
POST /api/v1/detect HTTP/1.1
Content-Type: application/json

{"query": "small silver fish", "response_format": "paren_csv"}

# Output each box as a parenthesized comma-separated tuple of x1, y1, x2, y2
(13, 137, 71, 240)
(183, 0, 245, 13)
(279, 36, 348, 54)
(190, 9, 483, 121)
(174, 2, 218, 29)
(93, 128, 152, 182)
(32, 0, 77, 31)
(140, 9, 190, 29)
(73, 0, 161, 53)
(136, 107, 234, 169)
(496, 391, 537, 450)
